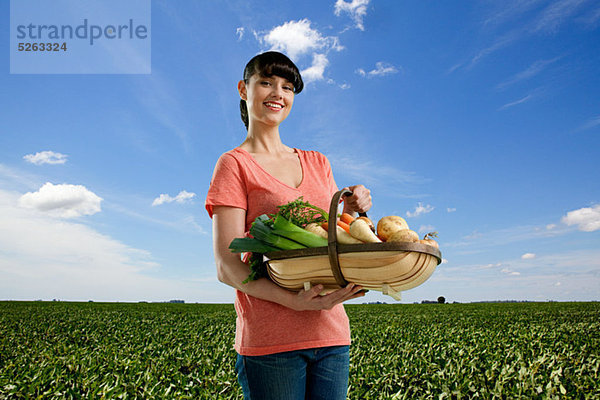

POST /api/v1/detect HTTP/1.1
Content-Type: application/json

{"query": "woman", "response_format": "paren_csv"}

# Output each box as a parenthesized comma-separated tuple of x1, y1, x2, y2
(205, 51, 372, 399)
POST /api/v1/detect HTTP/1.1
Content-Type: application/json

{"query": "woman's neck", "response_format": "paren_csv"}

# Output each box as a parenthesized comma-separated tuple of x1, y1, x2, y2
(241, 124, 290, 154)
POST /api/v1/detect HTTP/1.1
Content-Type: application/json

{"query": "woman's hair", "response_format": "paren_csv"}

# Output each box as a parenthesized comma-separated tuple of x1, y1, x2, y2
(240, 51, 304, 130)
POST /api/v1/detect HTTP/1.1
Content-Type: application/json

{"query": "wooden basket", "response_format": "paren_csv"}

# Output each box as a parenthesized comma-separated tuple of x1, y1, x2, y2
(265, 190, 442, 300)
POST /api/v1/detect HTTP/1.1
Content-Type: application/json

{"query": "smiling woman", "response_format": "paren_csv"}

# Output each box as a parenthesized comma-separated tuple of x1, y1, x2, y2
(238, 51, 304, 130)
(204, 51, 373, 399)
(239, 74, 295, 130)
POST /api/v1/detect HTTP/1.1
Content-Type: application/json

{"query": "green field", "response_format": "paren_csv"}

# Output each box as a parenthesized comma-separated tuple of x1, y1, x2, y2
(1, 301, 598, 399)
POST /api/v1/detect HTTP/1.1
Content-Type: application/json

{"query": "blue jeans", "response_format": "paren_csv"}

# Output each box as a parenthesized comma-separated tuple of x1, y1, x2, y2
(236, 345, 350, 400)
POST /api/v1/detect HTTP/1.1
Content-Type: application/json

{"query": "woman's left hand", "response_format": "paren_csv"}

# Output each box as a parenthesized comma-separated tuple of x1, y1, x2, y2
(342, 184, 372, 215)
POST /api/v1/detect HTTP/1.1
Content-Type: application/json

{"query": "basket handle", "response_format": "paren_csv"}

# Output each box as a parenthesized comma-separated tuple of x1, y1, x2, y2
(327, 189, 367, 287)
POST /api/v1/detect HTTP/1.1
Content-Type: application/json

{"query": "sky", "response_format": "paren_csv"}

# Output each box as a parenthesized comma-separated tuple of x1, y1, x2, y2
(1, 0, 599, 304)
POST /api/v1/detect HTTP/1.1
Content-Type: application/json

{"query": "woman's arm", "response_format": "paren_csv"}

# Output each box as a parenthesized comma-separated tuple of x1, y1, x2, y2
(212, 205, 365, 311)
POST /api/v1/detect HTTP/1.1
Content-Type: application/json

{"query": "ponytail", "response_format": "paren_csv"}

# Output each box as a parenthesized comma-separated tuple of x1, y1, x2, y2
(240, 99, 249, 130)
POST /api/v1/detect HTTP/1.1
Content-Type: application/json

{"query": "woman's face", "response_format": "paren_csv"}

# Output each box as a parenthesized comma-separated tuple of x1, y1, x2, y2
(239, 73, 295, 128)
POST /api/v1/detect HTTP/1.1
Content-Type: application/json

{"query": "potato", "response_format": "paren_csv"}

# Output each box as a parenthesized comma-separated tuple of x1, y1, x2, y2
(377, 216, 409, 241)
(387, 229, 419, 243)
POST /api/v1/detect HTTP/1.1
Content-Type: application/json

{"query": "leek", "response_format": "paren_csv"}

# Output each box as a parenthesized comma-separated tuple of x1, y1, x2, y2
(249, 215, 306, 250)
(228, 238, 280, 254)
(271, 214, 328, 248)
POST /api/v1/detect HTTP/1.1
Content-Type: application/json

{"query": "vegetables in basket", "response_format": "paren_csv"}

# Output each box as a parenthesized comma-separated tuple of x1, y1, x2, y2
(228, 197, 331, 282)
(229, 196, 441, 283)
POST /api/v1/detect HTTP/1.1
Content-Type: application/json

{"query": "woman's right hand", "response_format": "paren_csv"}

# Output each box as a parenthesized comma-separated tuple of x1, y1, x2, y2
(290, 283, 366, 311)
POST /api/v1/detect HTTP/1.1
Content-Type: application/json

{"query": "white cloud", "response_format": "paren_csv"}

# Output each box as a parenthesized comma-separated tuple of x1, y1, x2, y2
(423, 247, 600, 303)
(456, 1, 594, 71)
(447, 222, 575, 254)
(369, 62, 399, 77)
(236, 27, 245, 41)
(496, 57, 560, 90)
(469, 30, 521, 68)
(561, 204, 600, 232)
(406, 203, 434, 218)
(546, 223, 557, 230)
(301, 53, 329, 83)
(326, 153, 423, 191)
(446, 63, 464, 75)
(418, 225, 436, 234)
(259, 19, 344, 85)
(498, 93, 535, 110)
(261, 19, 342, 61)
(334, 0, 370, 31)
(18, 182, 102, 218)
(482, 1, 546, 28)
(356, 62, 399, 78)
(501, 268, 521, 276)
(152, 190, 196, 206)
(581, 6, 600, 27)
(23, 151, 68, 165)
(447, 207, 457, 213)
(533, 0, 589, 33)
(577, 115, 600, 132)
(0, 164, 42, 190)
(521, 253, 536, 259)
(0, 189, 224, 302)
(480, 262, 503, 269)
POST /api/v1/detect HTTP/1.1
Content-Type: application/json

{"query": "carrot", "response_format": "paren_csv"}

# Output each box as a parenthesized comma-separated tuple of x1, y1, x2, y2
(337, 220, 351, 234)
(322, 221, 350, 234)
(339, 213, 355, 225)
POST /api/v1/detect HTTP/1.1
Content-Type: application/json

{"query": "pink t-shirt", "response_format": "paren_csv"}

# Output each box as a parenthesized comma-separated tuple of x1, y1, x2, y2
(205, 147, 351, 356)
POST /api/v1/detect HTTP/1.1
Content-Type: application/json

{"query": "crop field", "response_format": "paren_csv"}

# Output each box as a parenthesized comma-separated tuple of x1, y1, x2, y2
(1, 301, 598, 399)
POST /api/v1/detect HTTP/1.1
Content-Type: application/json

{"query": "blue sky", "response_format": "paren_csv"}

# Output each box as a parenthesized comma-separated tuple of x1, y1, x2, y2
(1, 0, 599, 303)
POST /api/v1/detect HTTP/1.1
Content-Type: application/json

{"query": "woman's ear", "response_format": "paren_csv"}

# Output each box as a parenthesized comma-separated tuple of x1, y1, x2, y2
(238, 80, 247, 101)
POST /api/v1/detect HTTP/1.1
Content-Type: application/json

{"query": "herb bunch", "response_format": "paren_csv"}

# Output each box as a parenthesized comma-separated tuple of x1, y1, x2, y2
(273, 197, 328, 227)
